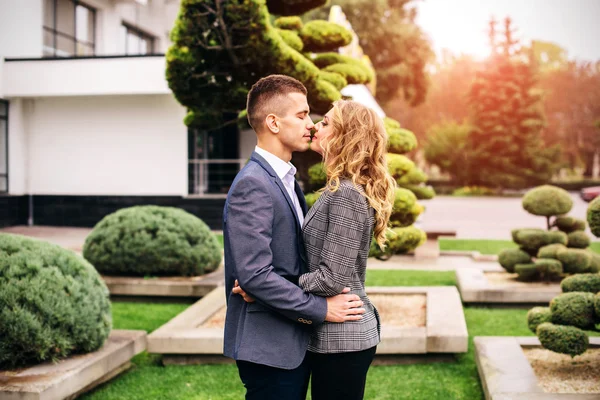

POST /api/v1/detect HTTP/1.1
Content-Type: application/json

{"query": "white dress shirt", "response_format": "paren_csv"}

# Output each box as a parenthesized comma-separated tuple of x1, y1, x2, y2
(255, 146, 304, 226)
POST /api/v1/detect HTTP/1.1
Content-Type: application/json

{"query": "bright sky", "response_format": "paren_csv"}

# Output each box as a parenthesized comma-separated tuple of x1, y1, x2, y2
(414, 0, 600, 62)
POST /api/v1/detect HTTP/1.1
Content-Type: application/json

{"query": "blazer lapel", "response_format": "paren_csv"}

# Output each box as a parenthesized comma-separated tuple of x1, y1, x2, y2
(250, 152, 302, 231)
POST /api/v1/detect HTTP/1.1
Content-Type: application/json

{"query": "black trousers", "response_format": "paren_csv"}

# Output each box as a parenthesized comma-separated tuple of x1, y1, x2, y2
(236, 356, 310, 400)
(308, 346, 377, 400)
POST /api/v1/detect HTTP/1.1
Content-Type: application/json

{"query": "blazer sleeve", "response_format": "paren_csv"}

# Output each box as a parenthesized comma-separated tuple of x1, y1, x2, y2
(298, 186, 368, 297)
(225, 175, 328, 324)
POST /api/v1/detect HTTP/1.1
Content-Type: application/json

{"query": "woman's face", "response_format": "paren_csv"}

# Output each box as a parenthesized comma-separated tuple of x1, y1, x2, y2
(311, 108, 335, 156)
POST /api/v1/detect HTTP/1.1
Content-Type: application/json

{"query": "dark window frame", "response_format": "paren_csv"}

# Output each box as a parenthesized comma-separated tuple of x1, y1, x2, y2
(122, 22, 156, 55)
(0, 99, 8, 194)
(43, 0, 96, 58)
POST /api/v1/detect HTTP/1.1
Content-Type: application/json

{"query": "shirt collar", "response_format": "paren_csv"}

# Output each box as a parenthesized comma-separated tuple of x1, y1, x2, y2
(255, 146, 295, 181)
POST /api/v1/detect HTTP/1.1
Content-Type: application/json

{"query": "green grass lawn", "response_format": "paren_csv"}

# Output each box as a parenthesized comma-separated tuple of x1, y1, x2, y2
(440, 238, 600, 255)
(82, 270, 597, 400)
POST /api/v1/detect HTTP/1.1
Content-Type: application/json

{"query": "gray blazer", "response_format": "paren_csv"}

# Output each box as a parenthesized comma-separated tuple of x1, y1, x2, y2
(299, 180, 381, 353)
(223, 152, 328, 369)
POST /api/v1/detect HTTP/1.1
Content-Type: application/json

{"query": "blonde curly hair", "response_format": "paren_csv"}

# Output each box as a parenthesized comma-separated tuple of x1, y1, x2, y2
(321, 100, 396, 249)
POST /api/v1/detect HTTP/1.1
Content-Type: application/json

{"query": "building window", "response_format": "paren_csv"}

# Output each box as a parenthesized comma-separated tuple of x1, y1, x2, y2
(188, 124, 241, 196)
(121, 24, 155, 55)
(0, 100, 8, 193)
(43, 0, 96, 57)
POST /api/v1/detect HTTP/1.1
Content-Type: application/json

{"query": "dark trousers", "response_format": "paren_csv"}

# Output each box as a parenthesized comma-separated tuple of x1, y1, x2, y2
(308, 346, 377, 400)
(236, 356, 310, 400)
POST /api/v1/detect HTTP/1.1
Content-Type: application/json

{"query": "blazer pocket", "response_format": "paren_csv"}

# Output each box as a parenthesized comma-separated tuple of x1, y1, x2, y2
(246, 302, 269, 313)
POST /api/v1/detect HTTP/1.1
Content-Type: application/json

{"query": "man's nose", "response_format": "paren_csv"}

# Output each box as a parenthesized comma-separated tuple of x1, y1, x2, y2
(307, 119, 314, 130)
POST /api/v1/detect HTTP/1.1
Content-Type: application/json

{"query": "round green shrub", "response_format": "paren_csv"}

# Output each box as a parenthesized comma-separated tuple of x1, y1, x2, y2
(516, 230, 567, 252)
(319, 70, 347, 90)
(587, 196, 600, 237)
(308, 162, 327, 186)
(273, 16, 303, 31)
(587, 251, 600, 273)
(560, 274, 600, 294)
(521, 185, 573, 217)
(390, 188, 421, 227)
(83, 206, 222, 277)
(515, 263, 539, 281)
(556, 248, 592, 274)
(396, 168, 427, 186)
(300, 20, 353, 53)
(0, 233, 112, 370)
(388, 126, 418, 154)
(595, 293, 600, 321)
(534, 258, 563, 279)
(323, 63, 369, 85)
(554, 216, 586, 233)
(370, 226, 426, 258)
(498, 249, 532, 273)
(305, 192, 322, 208)
(537, 243, 567, 259)
(567, 231, 591, 249)
(527, 307, 552, 333)
(402, 184, 436, 200)
(550, 292, 596, 329)
(537, 322, 588, 357)
(276, 28, 303, 52)
(387, 154, 415, 179)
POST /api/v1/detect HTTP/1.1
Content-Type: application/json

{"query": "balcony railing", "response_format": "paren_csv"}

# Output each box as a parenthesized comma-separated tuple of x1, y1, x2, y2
(188, 159, 247, 197)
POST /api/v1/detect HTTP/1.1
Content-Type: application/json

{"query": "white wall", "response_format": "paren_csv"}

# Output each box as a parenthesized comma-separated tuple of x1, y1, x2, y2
(0, 0, 43, 59)
(3, 56, 170, 97)
(26, 94, 188, 195)
(7, 99, 31, 195)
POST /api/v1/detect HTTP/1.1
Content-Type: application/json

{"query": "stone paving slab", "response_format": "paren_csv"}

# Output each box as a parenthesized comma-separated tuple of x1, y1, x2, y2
(368, 254, 503, 272)
(102, 266, 225, 298)
(0, 330, 146, 400)
(456, 269, 562, 304)
(148, 286, 468, 360)
(474, 336, 600, 400)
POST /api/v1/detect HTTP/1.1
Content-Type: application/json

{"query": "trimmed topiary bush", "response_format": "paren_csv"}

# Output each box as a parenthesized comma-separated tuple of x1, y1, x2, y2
(515, 263, 538, 281)
(566, 231, 591, 249)
(369, 226, 426, 259)
(527, 307, 552, 333)
(536, 322, 588, 357)
(522, 185, 573, 220)
(515, 229, 568, 252)
(537, 243, 567, 259)
(556, 248, 592, 274)
(499, 249, 531, 273)
(83, 206, 222, 277)
(300, 20, 353, 53)
(560, 274, 600, 294)
(554, 216, 586, 233)
(587, 196, 600, 237)
(587, 251, 600, 273)
(274, 16, 303, 31)
(550, 292, 596, 330)
(534, 258, 563, 280)
(595, 293, 600, 320)
(0, 233, 112, 370)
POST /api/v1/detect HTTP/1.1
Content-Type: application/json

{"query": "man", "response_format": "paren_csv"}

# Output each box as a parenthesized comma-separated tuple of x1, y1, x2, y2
(223, 74, 365, 400)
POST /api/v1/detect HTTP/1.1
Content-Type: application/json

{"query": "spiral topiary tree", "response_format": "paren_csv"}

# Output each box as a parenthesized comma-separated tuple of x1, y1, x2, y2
(307, 117, 428, 259)
(0, 234, 112, 369)
(498, 185, 598, 281)
(83, 206, 222, 277)
(167, 0, 373, 129)
(526, 196, 600, 357)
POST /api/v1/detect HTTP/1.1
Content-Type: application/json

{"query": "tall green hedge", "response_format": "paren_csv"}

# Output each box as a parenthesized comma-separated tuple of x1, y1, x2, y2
(0, 234, 112, 369)
(83, 206, 222, 277)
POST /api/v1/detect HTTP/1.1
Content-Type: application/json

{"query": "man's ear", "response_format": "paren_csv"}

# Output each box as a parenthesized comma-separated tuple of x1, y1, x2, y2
(265, 114, 279, 134)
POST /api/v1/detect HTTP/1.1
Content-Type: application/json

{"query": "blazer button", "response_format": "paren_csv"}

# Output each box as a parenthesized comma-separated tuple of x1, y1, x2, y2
(298, 318, 304, 323)
(307, 320, 312, 324)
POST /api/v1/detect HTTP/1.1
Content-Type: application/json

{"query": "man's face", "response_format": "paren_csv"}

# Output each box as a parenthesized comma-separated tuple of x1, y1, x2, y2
(275, 92, 314, 154)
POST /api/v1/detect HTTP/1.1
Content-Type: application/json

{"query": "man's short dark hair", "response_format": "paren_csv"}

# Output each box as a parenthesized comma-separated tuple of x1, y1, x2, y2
(246, 75, 308, 131)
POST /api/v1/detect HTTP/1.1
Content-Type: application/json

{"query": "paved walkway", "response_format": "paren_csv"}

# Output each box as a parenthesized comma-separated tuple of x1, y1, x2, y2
(0, 225, 92, 252)
(1, 225, 503, 272)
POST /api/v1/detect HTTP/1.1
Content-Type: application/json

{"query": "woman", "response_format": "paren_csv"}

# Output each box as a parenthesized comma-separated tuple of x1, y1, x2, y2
(298, 100, 396, 400)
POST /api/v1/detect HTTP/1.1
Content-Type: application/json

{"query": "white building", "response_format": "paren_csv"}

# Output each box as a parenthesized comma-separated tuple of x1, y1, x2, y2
(0, 0, 384, 229)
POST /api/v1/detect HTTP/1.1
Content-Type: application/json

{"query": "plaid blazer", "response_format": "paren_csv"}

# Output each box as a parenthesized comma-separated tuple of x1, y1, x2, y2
(298, 180, 381, 353)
